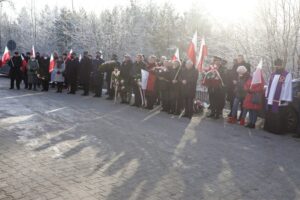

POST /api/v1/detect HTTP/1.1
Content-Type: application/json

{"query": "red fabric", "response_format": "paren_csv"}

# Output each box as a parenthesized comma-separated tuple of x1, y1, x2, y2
(187, 43, 196, 64)
(49, 54, 55, 73)
(1, 47, 10, 67)
(243, 78, 264, 110)
(146, 63, 156, 92)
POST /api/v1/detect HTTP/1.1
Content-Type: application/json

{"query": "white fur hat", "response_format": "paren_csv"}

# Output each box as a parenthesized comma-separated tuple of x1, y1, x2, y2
(236, 65, 247, 75)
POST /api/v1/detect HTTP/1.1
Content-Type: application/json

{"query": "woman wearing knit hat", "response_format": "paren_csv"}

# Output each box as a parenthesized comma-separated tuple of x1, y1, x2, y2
(228, 65, 248, 125)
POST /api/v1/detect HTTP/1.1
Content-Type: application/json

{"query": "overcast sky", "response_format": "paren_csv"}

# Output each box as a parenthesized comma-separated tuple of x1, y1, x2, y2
(3, 0, 258, 24)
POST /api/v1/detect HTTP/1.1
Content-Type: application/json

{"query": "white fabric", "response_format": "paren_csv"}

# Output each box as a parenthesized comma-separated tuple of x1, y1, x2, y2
(141, 69, 149, 90)
(53, 63, 65, 83)
(266, 72, 292, 105)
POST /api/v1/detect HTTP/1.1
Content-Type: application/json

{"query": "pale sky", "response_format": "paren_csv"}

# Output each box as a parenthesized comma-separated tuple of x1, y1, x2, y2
(3, 0, 258, 24)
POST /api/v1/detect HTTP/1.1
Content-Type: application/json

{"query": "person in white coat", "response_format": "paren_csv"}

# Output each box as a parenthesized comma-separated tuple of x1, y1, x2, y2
(53, 56, 65, 93)
(264, 58, 292, 134)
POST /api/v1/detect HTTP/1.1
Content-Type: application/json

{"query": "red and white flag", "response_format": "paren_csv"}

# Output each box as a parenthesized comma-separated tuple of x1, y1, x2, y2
(1, 46, 10, 67)
(187, 31, 197, 65)
(49, 53, 55, 73)
(196, 38, 208, 72)
(172, 48, 180, 61)
(31, 45, 36, 58)
(21, 54, 28, 72)
(251, 59, 264, 86)
(67, 49, 73, 60)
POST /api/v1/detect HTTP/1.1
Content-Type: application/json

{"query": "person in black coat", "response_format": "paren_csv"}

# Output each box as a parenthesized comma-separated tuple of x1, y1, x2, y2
(38, 54, 50, 92)
(120, 54, 133, 104)
(7, 51, 22, 90)
(180, 60, 199, 119)
(130, 54, 146, 107)
(169, 60, 183, 115)
(92, 51, 105, 97)
(66, 52, 80, 94)
(79, 51, 93, 96)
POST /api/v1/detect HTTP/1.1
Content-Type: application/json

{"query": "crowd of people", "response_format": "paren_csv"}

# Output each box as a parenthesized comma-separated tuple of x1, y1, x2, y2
(4, 50, 298, 136)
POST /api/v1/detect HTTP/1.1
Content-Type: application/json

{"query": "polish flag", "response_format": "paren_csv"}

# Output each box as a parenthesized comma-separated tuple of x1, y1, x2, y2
(67, 49, 73, 60)
(49, 53, 55, 73)
(251, 59, 264, 86)
(21, 54, 28, 72)
(196, 38, 208, 72)
(172, 48, 180, 61)
(79, 54, 82, 62)
(187, 31, 197, 65)
(1, 46, 10, 67)
(31, 45, 36, 58)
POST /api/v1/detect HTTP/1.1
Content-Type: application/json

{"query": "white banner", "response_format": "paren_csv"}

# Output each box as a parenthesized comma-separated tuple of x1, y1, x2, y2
(141, 69, 149, 90)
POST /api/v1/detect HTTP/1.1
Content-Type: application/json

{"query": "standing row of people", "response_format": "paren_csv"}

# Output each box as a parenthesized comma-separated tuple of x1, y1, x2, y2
(5, 50, 294, 134)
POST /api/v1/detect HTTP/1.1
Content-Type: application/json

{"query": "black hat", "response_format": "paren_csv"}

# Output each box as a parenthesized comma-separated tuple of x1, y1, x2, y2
(14, 51, 19, 55)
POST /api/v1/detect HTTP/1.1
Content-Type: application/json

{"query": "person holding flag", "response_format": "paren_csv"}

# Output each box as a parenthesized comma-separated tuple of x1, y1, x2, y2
(242, 59, 265, 128)
(203, 56, 227, 119)
(7, 51, 22, 90)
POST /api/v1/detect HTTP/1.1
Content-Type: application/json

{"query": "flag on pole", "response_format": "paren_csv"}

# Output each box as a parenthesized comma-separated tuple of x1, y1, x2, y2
(196, 38, 208, 72)
(251, 59, 264, 86)
(49, 53, 55, 73)
(67, 49, 73, 60)
(172, 48, 180, 61)
(79, 54, 82, 62)
(31, 45, 36, 58)
(187, 31, 197, 65)
(1, 46, 10, 67)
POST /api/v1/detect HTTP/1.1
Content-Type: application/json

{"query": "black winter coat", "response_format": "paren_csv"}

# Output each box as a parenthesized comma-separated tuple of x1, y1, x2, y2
(180, 68, 198, 98)
(80, 57, 93, 84)
(8, 56, 22, 73)
(66, 58, 80, 83)
(38, 57, 50, 80)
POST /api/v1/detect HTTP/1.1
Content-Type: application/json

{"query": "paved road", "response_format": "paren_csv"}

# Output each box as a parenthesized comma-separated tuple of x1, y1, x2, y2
(0, 78, 300, 200)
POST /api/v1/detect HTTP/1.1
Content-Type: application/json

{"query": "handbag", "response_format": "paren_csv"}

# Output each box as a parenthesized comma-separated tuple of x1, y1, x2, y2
(252, 92, 261, 104)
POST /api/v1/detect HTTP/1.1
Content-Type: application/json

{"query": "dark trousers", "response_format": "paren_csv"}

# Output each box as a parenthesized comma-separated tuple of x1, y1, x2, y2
(57, 82, 63, 93)
(133, 83, 142, 106)
(10, 71, 21, 89)
(264, 106, 287, 134)
(208, 87, 225, 116)
(83, 82, 90, 95)
(146, 91, 156, 109)
(70, 81, 77, 94)
(23, 73, 28, 89)
(169, 90, 182, 114)
(161, 89, 170, 111)
(42, 80, 49, 91)
(94, 78, 103, 97)
(184, 96, 194, 118)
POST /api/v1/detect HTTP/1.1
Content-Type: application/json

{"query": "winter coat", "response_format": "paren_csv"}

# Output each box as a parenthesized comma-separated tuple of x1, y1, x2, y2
(243, 77, 264, 110)
(80, 56, 93, 84)
(27, 59, 39, 83)
(91, 58, 105, 81)
(120, 60, 133, 86)
(234, 73, 249, 99)
(38, 57, 50, 80)
(53, 62, 65, 83)
(130, 61, 146, 80)
(146, 63, 157, 92)
(180, 67, 199, 98)
(8, 56, 22, 74)
(65, 58, 80, 83)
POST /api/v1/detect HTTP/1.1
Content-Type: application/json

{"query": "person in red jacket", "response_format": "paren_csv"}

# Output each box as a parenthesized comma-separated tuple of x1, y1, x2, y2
(242, 74, 265, 128)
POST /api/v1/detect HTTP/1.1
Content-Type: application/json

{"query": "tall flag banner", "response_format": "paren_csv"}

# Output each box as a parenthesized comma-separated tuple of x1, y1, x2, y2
(67, 49, 73, 60)
(21, 54, 27, 72)
(1, 46, 10, 67)
(172, 48, 180, 61)
(31, 45, 36, 58)
(49, 53, 55, 73)
(187, 31, 197, 65)
(251, 59, 264, 86)
(79, 54, 82, 62)
(196, 38, 208, 72)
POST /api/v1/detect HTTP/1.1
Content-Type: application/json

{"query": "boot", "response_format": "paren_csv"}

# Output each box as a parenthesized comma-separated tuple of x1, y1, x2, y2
(239, 118, 245, 126)
(227, 116, 237, 124)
